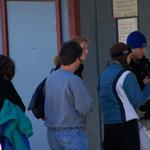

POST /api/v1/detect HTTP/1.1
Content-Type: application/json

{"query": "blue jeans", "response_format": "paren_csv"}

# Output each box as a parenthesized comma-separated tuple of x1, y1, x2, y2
(47, 128, 88, 150)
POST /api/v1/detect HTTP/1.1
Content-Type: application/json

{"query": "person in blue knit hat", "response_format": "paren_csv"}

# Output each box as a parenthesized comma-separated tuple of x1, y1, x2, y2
(127, 31, 150, 122)
(127, 31, 147, 49)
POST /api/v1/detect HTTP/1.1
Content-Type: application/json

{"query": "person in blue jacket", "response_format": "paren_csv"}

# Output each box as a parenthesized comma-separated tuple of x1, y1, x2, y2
(98, 42, 150, 150)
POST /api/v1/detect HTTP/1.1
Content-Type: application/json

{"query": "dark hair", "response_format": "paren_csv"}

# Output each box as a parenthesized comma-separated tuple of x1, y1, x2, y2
(53, 36, 88, 67)
(0, 55, 15, 80)
(110, 42, 131, 58)
(110, 43, 131, 69)
(59, 41, 82, 65)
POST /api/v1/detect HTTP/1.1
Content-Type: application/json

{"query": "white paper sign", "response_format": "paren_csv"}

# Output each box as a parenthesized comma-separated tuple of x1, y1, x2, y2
(113, 0, 138, 18)
(118, 17, 138, 43)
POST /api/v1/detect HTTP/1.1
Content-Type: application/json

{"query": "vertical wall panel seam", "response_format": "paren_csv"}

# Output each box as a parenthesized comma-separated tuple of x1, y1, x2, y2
(55, 0, 62, 51)
(1, 0, 9, 56)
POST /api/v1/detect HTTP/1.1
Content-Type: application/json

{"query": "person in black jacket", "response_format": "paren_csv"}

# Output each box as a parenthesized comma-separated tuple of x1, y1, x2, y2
(0, 54, 26, 149)
(127, 31, 150, 121)
(0, 54, 25, 112)
(0, 55, 26, 149)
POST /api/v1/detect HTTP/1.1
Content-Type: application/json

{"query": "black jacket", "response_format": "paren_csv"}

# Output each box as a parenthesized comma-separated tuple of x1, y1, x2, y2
(129, 56, 150, 119)
(0, 77, 26, 112)
(74, 64, 84, 79)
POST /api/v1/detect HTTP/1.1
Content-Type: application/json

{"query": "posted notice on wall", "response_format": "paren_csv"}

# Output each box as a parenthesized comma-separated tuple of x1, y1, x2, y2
(113, 0, 138, 18)
(118, 17, 138, 43)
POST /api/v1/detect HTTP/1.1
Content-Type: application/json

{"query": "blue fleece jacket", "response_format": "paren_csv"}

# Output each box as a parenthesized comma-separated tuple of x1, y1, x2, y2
(98, 61, 150, 124)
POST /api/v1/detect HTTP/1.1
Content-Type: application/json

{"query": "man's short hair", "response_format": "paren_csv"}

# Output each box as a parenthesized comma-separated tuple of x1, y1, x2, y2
(59, 41, 82, 65)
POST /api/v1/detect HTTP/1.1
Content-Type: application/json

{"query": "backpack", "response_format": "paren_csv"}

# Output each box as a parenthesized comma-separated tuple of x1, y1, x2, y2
(28, 67, 57, 119)
(28, 78, 47, 119)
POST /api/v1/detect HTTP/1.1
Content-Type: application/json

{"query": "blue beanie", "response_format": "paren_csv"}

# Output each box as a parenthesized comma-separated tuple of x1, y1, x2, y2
(127, 31, 147, 49)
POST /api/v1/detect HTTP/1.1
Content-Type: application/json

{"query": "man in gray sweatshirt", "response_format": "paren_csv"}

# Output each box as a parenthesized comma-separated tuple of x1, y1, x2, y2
(44, 41, 93, 150)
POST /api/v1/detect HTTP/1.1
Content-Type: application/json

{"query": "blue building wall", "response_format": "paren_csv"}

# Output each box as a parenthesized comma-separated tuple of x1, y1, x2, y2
(7, 1, 57, 149)
(61, 0, 69, 42)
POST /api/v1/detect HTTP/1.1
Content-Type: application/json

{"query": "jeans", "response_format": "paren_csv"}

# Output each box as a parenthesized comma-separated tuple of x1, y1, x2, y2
(47, 128, 88, 150)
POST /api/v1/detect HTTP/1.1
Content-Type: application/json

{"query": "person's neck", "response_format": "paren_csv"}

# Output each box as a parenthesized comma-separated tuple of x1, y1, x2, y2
(60, 65, 75, 72)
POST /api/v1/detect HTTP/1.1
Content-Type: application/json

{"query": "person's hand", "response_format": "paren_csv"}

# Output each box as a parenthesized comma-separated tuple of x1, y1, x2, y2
(143, 76, 150, 85)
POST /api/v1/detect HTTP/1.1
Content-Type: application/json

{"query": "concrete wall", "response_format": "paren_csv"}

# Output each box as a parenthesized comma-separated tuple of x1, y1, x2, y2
(80, 0, 102, 149)
(139, 0, 150, 57)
